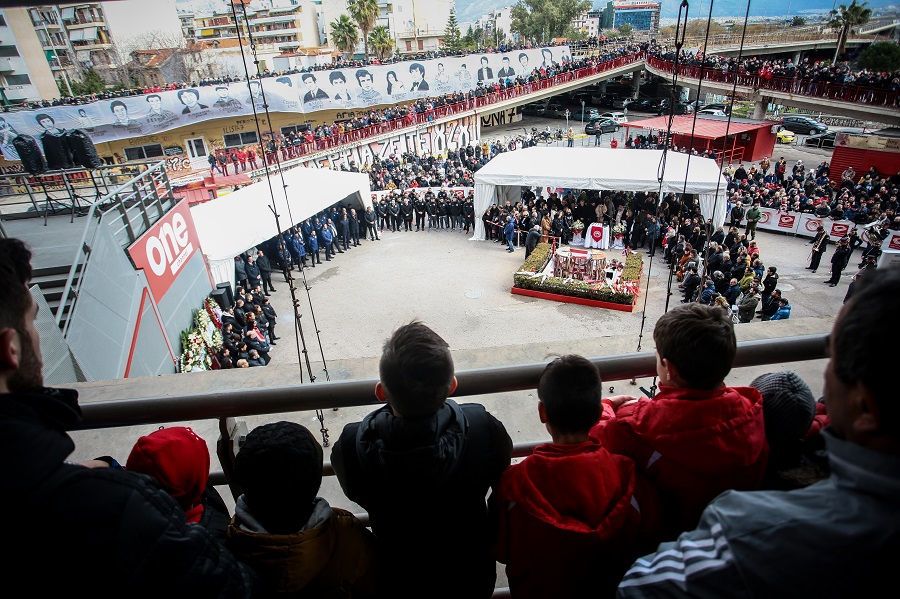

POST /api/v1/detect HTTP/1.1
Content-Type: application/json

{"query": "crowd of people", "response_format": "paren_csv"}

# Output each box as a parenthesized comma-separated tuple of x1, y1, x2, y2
(5, 231, 896, 596)
(650, 44, 900, 91)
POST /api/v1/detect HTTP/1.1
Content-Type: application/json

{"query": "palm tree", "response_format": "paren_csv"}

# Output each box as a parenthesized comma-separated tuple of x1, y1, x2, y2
(368, 25, 394, 61)
(330, 15, 360, 59)
(829, 1, 872, 62)
(347, 0, 379, 58)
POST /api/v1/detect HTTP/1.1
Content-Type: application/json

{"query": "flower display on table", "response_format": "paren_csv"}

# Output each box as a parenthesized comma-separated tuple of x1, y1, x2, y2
(571, 219, 585, 233)
(178, 296, 225, 373)
(612, 223, 626, 235)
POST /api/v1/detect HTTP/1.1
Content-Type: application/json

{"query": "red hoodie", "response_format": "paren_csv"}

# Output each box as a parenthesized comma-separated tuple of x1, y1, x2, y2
(492, 441, 661, 599)
(590, 385, 768, 539)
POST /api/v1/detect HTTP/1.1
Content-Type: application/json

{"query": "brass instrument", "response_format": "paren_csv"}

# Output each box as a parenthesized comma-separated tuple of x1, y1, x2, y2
(812, 232, 827, 253)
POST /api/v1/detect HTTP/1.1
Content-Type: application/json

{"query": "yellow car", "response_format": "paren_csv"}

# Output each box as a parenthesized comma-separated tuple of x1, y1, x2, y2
(776, 129, 796, 144)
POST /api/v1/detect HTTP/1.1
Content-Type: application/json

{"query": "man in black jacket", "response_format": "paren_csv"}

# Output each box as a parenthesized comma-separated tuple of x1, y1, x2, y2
(681, 266, 702, 303)
(255, 250, 275, 294)
(401, 197, 414, 232)
(244, 255, 262, 291)
(332, 322, 512, 599)
(0, 238, 254, 597)
(826, 237, 852, 286)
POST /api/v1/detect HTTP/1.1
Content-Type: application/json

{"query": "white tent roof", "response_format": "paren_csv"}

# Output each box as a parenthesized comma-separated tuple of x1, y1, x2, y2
(192, 166, 370, 263)
(474, 147, 727, 195)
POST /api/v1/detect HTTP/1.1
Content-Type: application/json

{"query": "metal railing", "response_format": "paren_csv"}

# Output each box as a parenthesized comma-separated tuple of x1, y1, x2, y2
(647, 56, 900, 109)
(55, 161, 177, 332)
(72, 332, 827, 599)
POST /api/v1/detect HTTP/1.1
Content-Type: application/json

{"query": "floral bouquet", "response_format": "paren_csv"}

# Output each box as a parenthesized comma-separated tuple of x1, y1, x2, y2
(612, 223, 626, 236)
(572, 219, 585, 233)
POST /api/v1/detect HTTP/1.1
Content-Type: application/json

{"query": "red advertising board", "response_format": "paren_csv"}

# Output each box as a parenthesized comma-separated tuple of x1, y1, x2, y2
(830, 222, 850, 238)
(128, 199, 202, 301)
(777, 214, 796, 229)
(890, 233, 900, 251)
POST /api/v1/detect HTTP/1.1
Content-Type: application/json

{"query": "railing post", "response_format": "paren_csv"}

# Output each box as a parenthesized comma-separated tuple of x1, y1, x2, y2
(217, 417, 247, 501)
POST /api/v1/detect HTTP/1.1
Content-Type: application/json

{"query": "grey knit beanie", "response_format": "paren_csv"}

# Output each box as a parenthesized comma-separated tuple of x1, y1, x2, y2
(751, 371, 816, 443)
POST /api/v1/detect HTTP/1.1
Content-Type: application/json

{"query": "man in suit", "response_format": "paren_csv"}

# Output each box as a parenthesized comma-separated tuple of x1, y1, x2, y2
(477, 56, 494, 81)
(497, 56, 515, 79)
(301, 73, 329, 103)
(409, 63, 429, 92)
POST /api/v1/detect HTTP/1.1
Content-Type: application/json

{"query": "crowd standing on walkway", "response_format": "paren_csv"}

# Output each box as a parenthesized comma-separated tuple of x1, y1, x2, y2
(4, 233, 897, 597)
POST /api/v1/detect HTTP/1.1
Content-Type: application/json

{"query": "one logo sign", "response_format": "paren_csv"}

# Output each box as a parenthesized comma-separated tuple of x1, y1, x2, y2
(591, 226, 604, 241)
(805, 218, 822, 232)
(831, 223, 850, 238)
(758, 211, 771, 224)
(890, 234, 900, 251)
(778, 214, 796, 229)
(128, 199, 201, 301)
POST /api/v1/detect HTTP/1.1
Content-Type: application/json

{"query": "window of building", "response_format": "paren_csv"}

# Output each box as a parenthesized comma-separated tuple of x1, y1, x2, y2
(0, 14, 7, 27)
(123, 143, 164, 161)
(280, 124, 311, 136)
(223, 131, 259, 147)
(0, 46, 20, 57)
(418, 39, 424, 50)
(5, 74, 31, 85)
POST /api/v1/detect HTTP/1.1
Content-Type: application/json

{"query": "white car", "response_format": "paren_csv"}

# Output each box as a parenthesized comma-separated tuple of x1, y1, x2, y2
(698, 108, 727, 116)
(601, 111, 628, 124)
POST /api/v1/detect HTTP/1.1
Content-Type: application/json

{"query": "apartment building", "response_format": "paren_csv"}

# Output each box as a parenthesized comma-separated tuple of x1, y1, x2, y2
(0, 8, 59, 104)
(183, 0, 319, 53)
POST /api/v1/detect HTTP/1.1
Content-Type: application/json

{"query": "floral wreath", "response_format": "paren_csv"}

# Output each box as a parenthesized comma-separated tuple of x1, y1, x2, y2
(612, 223, 626, 235)
(572, 219, 585, 232)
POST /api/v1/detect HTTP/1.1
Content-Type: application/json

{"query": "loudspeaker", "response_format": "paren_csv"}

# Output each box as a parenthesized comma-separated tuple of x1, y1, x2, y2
(211, 288, 231, 311)
(12, 135, 46, 175)
(65, 129, 103, 170)
(215, 282, 234, 308)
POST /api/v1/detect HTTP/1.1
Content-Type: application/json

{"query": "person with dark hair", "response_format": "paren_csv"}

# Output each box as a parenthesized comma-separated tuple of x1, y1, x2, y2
(497, 56, 515, 79)
(301, 73, 329, 103)
(255, 249, 275, 294)
(228, 421, 377, 596)
(177, 88, 208, 114)
(769, 296, 792, 320)
(331, 321, 512, 599)
(213, 85, 242, 110)
(477, 56, 493, 81)
(385, 70, 405, 95)
(590, 303, 768, 539)
(618, 267, 900, 598)
(807, 225, 829, 272)
(826, 237, 852, 286)
(0, 238, 255, 596)
(408, 63, 429, 92)
(492, 355, 661, 599)
(329, 71, 352, 105)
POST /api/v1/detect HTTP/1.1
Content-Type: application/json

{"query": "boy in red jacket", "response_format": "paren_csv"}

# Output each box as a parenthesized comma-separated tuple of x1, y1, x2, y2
(590, 303, 768, 539)
(492, 355, 661, 599)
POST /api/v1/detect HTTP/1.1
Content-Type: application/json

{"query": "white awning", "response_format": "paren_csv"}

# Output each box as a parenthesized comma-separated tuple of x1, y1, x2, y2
(471, 147, 729, 239)
(81, 27, 98, 41)
(68, 28, 84, 41)
(60, 7, 75, 20)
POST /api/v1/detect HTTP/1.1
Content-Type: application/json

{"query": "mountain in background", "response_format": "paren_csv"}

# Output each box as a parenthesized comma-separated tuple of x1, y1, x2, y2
(455, 0, 899, 26)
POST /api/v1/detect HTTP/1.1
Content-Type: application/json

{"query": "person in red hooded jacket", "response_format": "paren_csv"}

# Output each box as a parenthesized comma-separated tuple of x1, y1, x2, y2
(590, 303, 768, 540)
(492, 355, 662, 599)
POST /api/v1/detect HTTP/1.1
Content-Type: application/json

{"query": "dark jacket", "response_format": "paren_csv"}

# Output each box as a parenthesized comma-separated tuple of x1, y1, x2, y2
(1, 388, 254, 597)
(256, 254, 271, 274)
(525, 228, 541, 252)
(331, 400, 512, 599)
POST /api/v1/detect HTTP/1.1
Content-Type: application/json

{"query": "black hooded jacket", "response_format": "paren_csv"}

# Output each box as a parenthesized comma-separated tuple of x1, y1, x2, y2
(0, 388, 254, 598)
(332, 399, 512, 598)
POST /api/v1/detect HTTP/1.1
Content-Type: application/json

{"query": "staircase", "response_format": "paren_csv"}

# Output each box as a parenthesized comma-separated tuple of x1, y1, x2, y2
(31, 264, 81, 331)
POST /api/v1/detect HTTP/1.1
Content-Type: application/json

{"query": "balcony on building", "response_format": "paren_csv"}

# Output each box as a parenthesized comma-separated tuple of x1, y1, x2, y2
(0, 57, 13, 73)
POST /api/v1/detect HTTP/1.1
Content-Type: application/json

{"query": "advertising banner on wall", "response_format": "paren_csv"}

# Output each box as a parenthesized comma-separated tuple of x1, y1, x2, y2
(746, 208, 877, 242)
(0, 46, 568, 160)
(293, 114, 480, 170)
(127, 199, 203, 302)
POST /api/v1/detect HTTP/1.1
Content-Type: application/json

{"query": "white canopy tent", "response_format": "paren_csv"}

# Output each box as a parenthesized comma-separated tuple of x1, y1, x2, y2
(472, 147, 729, 240)
(191, 167, 371, 287)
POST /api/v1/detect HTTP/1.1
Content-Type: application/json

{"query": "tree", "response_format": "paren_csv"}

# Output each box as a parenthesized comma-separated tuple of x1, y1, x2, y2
(444, 10, 463, 51)
(617, 23, 633, 37)
(67, 67, 107, 96)
(857, 41, 900, 71)
(347, 0, 378, 58)
(829, 1, 872, 61)
(330, 15, 360, 59)
(791, 16, 806, 27)
(510, 0, 592, 43)
(368, 25, 395, 61)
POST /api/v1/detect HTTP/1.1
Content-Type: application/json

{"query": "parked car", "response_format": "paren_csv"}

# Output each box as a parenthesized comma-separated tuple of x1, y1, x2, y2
(802, 128, 865, 148)
(522, 101, 548, 116)
(629, 98, 656, 111)
(544, 102, 571, 118)
(600, 111, 628, 124)
(580, 107, 601, 121)
(698, 108, 727, 116)
(591, 93, 619, 106)
(584, 117, 619, 135)
(780, 115, 829, 135)
(775, 129, 796, 144)
(570, 91, 596, 107)
(656, 100, 694, 115)
(703, 103, 732, 114)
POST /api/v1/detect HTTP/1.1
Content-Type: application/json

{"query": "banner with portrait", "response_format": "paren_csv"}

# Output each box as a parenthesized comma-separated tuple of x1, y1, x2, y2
(0, 46, 570, 161)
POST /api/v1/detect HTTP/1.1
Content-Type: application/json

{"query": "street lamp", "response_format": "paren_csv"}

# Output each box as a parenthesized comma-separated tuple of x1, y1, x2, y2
(38, 17, 73, 97)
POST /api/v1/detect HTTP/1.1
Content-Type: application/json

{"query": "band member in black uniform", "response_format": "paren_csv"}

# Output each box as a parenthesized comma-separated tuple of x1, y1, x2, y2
(463, 195, 476, 234)
(806, 225, 829, 273)
(437, 197, 448, 229)
(401, 197, 414, 231)
(427, 195, 438, 230)
(449, 196, 461, 230)
(415, 194, 427, 231)
(389, 198, 401, 232)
